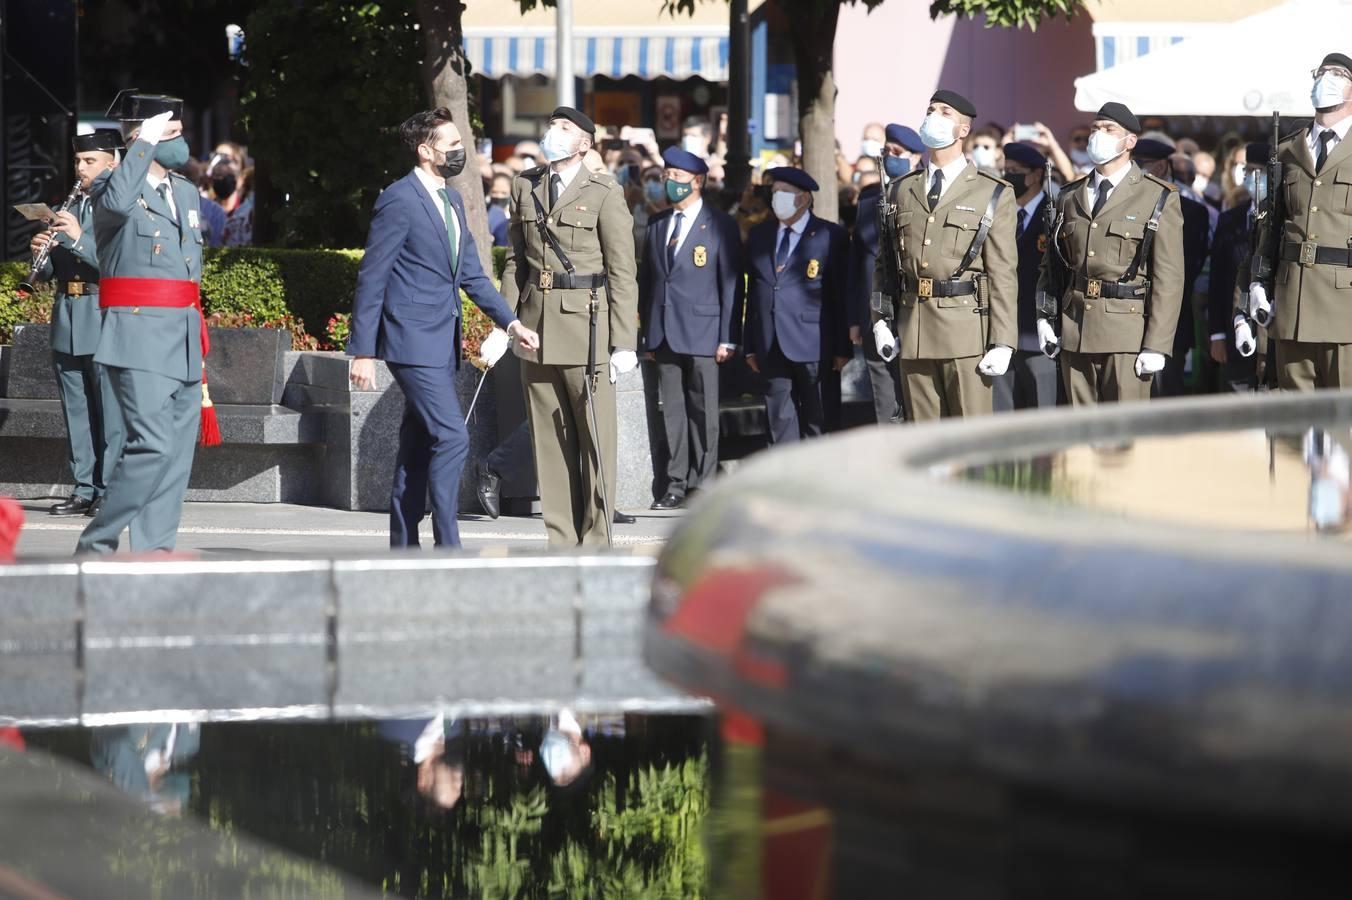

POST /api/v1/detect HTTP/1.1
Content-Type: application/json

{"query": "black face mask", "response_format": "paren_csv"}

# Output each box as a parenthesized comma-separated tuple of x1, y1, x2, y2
(435, 148, 467, 179)
(211, 174, 237, 197)
(1004, 172, 1029, 196)
(489, 196, 509, 209)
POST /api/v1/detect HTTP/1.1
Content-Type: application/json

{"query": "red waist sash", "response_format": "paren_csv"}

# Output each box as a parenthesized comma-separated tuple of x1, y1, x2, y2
(99, 277, 209, 356)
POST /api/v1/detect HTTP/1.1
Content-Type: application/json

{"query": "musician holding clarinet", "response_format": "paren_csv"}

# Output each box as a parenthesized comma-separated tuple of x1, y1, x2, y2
(76, 90, 212, 555)
(27, 129, 126, 519)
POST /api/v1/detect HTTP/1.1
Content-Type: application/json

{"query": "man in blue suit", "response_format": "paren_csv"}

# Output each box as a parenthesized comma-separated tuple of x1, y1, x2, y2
(638, 147, 743, 509)
(348, 108, 539, 548)
(743, 167, 851, 444)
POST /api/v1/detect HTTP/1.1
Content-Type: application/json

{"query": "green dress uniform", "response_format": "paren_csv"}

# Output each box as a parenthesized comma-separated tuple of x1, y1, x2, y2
(501, 161, 639, 546)
(1258, 123, 1352, 389)
(41, 192, 124, 506)
(871, 162, 1019, 420)
(76, 106, 205, 554)
(1038, 163, 1185, 405)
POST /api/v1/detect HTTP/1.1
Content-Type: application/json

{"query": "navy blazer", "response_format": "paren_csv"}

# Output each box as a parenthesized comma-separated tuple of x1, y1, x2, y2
(349, 171, 515, 367)
(638, 202, 743, 356)
(743, 214, 850, 364)
(1014, 194, 1049, 352)
(847, 184, 881, 332)
(1207, 204, 1250, 340)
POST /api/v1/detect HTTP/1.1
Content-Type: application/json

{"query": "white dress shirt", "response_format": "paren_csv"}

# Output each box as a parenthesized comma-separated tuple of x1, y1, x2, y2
(924, 155, 970, 203)
(549, 159, 584, 198)
(413, 166, 460, 251)
(1018, 190, 1046, 234)
(664, 196, 703, 255)
(146, 173, 178, 222)
(1084, 162, 1131, 210)
(1308, 116, 1352, 163)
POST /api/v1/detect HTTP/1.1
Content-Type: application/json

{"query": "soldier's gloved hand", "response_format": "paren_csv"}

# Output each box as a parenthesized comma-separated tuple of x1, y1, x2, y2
(1134, 350, 1166, 379)
(1234, 314, 1256, 358)
(609, 349, 638, 384)
(977, 345, 1013, 377)
(478, 328, 511, 367)
(138, 110, 174, 145)
(1036, 318, 1061, 359)
(872, 321, 897, 362)
(1247, 282, 1273, 327)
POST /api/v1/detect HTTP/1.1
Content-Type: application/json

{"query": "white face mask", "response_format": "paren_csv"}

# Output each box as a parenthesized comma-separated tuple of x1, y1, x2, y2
(1192, 174, 1209, 194)
(971, 145, 997, 169)
(540, 126, 578, 163)
(1312, 73, 1350, 109)
(1069, 148, 1092, 169)
(682, 134, 708, 156)
(771, 190, 801, 221)
(860, 139, 883, 159)
(1232, 163, 1246, 187)
(1087, 131, 1125, 165)
(918, 113, 957, 149)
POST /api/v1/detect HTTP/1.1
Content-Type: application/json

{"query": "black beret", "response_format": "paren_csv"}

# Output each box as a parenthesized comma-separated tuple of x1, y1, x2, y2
(661, 145, 708, 175)
(766, 166, 819, 193)
(884, 123, 924, 153)
(106, 88, 184, 122)
(1095, 102, 1140, 134)
(1002, 142, 1046, 169)
(1245, 142, 1272, 165)
(1321, 52, 1352, 72)
(1131, 138, 1174, 162)
(73, 128, 124, 154)
(930, 89, 976, 118)
(550, 106, 595, 136)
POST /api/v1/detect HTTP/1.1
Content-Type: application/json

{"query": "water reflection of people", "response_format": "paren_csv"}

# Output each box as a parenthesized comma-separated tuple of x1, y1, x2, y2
(1304, 429, 1351, 532)
(90, 722, 200, 816)
(378, 714, 466, 812)
(540, 709, 593, 788)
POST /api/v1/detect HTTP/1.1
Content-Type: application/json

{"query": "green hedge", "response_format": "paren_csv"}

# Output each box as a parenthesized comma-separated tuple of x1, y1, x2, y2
(0, 247, 511, 346)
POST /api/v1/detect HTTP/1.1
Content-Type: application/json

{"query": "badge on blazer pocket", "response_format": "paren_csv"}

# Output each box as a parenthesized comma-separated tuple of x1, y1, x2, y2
(693, 245, 708, 267)
(806, 259, 820, 279)
(1037, 233, 1048, 254)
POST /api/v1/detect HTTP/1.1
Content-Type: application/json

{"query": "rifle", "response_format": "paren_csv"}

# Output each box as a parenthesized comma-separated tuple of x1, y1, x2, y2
(1035, 158, 1066, 339)
(869, 155, 906, 328)
(1245, 111, 1284, 328)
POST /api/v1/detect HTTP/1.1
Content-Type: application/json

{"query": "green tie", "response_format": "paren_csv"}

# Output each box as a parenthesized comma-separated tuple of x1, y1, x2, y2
(436, 187, 459, 274)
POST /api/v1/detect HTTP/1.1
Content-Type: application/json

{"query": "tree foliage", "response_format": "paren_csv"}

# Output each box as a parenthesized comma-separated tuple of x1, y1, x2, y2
(929, 0, 1083, 29)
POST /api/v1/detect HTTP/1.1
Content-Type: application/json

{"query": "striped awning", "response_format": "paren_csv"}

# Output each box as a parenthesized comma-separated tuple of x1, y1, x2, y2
(464, 28, 730, 81)
(1092, 23, 1215, 70)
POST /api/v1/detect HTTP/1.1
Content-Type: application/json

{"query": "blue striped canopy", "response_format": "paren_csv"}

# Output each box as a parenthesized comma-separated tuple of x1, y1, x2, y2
(464, 29, 731, 81)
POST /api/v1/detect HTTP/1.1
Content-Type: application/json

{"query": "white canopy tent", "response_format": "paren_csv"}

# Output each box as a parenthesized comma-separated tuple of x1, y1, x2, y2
(1074, 0, 1352, 116)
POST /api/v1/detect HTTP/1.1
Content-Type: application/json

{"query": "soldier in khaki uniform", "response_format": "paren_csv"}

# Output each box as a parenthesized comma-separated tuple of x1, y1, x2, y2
(1239, 52, 1352, 390)
(871, 90, 1018, 421)
(1036, 102, 1184, 405)
(501, 107, 639, 546)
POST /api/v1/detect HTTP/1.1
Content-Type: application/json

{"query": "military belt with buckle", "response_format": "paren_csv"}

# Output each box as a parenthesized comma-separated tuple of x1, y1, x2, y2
(1074, 274, 1148, 300)
(1281, 240, 1352, 268)
(904, 274, 975, 299)
(536, 270, 607, 291)
(65, 281, 98, 296)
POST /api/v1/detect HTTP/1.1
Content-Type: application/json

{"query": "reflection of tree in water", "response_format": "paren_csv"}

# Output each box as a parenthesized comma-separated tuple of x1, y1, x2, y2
(186, 716, 709, 899)
(962, 455, 1057, 497)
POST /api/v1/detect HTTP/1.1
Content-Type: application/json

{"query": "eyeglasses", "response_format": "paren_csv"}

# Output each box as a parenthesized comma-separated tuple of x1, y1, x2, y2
(1313, 66, 1352, 80)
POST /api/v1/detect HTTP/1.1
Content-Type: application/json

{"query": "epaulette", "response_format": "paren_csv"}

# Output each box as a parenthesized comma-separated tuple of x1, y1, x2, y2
(977, 169, 1012, 188)
(899, 167, 925, 181)
(1143, 172, 1177, 191)
(1280, 121, 1310, 145)
(585, 171, 618, 191)
(168, 171, 191, 182)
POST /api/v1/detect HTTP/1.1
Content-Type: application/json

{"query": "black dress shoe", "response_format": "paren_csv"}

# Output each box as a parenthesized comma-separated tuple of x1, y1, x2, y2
(650, 493, 684, 511)
(476, 462, 501, 520)
(613, 510, 636, 525)
(49, 495, 93, 517)
(84, 496, 104, 518)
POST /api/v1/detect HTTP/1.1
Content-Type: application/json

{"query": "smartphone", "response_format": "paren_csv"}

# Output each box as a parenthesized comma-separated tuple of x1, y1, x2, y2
(622, 126, 656, 146)
(1014, 124, 1039, 142)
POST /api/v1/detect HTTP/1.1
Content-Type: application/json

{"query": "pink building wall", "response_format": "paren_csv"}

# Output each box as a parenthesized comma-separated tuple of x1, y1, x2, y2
(833, 4, 1097, 154)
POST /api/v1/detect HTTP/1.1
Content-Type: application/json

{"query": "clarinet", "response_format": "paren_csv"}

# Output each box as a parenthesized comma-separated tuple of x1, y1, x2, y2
(16, 182, 85, 297)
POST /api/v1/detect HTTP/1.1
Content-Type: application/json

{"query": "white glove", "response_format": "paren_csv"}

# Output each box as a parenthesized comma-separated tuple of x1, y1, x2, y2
(478, 327, 510, 367)
(1134, 350, 1166, 378)
(976, 345, 1013, 377)
(1036, 318, 1061, 359)
(1234, 313, 1256, 358)
(1247, 282, 1272, 327)
(872, 321, 897, 362)
(608, 349, 638, 384)
(138, 110, 174, 145)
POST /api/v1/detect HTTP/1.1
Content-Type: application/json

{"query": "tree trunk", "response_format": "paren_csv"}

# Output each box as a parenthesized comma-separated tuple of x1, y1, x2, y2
(788, 1, 840, 224)
(415, 0, 493, 275)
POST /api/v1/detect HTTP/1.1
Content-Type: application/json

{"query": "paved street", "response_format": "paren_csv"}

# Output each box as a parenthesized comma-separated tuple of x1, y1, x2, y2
(12, 499, 682, 559)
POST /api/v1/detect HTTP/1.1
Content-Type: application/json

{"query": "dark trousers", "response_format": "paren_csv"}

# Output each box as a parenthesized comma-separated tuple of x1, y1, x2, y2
(654, 343, 719, 497)
(52, 350, 123, 499)
(388, 360, 469, 548)
(761, 342, 824, 445)
(862, 338, 904, 424)
(486, 419, 536, 485)
(993, 350, 1059, 412)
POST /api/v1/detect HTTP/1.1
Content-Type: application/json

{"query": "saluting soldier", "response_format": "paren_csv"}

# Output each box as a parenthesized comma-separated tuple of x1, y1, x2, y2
(1036, 102, 1185, 405)
(77, 91, 211, 555)
(871, 90, 1018, 421)
(500, 107, 639, 547)
(1241, 52, 1352, 391)
(35, 129, 126, 518)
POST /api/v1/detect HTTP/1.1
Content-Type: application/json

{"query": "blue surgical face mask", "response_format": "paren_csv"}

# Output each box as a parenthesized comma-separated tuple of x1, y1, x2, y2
(882, 155, 910, 179)
(644, 180, 664, 203)
(153, 135, 190, 170)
